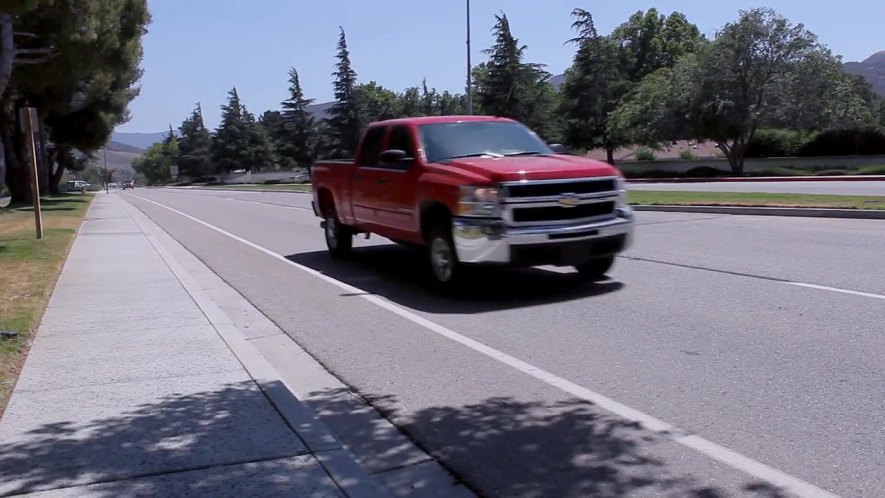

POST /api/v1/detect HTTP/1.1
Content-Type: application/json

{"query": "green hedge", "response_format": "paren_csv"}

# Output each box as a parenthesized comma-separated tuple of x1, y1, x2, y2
(746, 127, 885, 158)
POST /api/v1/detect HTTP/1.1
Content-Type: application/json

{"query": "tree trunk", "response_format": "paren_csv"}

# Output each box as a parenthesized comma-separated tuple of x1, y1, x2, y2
(1, 99, 39, 206)
(48, 146, 63, 195)
(37, 120, 49, 196)
(605, 144, 615, 166)
(0, 14, 14, 100)
(2, 127, 31, 206)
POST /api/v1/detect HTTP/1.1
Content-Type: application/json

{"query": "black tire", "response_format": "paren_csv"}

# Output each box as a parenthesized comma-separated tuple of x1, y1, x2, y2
(575, 256, 615, 280)
(324, 211, 352, 259)
(427, 225, 461, 290)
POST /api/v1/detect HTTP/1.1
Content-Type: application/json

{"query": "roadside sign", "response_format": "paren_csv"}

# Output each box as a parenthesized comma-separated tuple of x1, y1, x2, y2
(170, 164, 179, 176)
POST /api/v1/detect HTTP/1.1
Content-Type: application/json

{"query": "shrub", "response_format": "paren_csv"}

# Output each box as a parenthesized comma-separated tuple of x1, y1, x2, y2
(746, 129, 814, 158)
(679, 148, 699, 160)
(684, 166, 728, 177)
(797, 127, 885, 156)
(635, 148, 656, 161)
(858, 165, 885, 175)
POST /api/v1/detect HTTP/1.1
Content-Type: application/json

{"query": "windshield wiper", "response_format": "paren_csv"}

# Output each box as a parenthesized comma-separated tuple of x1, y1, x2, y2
(503, 151, 546, 157)
(442, 152, 504, 161)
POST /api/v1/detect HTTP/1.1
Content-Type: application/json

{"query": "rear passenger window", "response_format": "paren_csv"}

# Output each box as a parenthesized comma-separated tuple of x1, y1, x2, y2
(358, 126, 387, 167)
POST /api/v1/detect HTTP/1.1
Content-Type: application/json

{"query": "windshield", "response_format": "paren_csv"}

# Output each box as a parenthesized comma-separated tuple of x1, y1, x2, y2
(417, 121, 553, 163)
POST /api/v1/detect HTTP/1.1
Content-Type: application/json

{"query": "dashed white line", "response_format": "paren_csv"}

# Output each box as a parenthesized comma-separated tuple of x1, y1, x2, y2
(127, 193, 842, 498)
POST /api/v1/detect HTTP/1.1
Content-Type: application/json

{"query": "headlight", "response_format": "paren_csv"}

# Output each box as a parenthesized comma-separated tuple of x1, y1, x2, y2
(615, 176, 627, 207)
(457, 186, 500, 217)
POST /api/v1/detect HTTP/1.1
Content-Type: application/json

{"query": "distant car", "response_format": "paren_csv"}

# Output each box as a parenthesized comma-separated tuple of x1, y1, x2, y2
(122, 180, 135, 190)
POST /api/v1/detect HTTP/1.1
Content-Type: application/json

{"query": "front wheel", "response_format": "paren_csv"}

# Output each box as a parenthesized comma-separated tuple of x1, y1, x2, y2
(324, 213, 352, 258)
(427, 226, 461, 289)
(575, 256, 615, 280)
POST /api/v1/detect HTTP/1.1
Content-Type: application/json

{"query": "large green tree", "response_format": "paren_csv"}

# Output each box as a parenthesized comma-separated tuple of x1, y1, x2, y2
(611, 9, 705, 83)
(3, 0, 149, 201)
(324, 27, 360, 158)
(610, 8, 872, 174)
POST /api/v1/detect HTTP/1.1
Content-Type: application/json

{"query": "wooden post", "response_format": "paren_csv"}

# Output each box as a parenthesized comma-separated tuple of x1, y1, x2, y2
(19, 107, 43, 240)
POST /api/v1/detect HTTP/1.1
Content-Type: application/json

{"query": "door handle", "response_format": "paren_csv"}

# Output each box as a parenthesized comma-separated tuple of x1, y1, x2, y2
(378, 178, 387, 184)
(354, 175, 362, 182)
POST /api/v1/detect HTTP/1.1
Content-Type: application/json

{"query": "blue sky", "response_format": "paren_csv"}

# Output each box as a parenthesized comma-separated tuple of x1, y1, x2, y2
(118, 0, 885, 133)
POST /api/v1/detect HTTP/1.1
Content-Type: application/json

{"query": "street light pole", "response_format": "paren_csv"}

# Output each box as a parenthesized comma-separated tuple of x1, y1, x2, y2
(466, 0, 473, 115)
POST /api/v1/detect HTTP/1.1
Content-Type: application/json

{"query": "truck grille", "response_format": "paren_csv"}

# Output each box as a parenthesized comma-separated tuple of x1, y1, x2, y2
(512, 201, 616, 223)
(501, 177, 620, 225)
(505, 178, 618, 198)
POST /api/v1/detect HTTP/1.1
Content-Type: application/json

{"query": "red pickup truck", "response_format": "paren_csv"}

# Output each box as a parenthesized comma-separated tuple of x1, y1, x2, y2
(310, 116, 634, 288)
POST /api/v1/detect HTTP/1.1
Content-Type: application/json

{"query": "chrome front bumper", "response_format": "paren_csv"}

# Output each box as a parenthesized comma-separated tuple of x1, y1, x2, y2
(452, 207, 634, 266)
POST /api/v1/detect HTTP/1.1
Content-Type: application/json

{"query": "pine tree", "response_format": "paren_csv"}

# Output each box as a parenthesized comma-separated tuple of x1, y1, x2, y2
(211, 87, 250, 173)
(561, 9, 626, 162)
(280, 67, 317, 167)
(476, 13, 557, 138)
(177, 102, 213, 178)
(324, 27, 361, 158)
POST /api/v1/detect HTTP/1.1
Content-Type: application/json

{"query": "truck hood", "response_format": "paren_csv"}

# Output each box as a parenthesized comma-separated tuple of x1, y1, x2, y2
(443, 154, 619, 183)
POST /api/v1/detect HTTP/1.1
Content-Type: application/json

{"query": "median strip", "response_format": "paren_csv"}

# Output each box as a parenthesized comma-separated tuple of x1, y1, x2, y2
(0, 194, 94, 415)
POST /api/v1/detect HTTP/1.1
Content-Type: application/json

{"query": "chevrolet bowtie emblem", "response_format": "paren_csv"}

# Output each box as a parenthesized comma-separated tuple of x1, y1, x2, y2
(558, 194, 580, 207)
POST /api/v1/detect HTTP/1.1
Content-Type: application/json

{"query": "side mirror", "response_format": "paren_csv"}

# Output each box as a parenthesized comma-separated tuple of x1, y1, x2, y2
(550, 144, 570, 155)
(379, 149, 412, 165)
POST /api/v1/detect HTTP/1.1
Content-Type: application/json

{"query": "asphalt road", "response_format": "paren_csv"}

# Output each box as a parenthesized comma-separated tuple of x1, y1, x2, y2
(123, 188, 884, 498)
(627, 180, 885, 196)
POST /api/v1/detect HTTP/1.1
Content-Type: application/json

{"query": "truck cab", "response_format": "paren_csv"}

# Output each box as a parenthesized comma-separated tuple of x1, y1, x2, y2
(310, 116, 634, 288)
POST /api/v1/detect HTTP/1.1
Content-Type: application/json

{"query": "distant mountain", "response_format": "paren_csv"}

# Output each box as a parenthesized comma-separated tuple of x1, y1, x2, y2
(106, 140, 145, 154)
(843, 51, 885, 95)
(111, 131, 169, 150)
(549, 73, 566, 90)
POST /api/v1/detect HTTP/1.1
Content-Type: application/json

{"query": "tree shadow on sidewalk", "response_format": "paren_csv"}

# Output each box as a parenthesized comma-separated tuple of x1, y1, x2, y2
(305, 388, 793, 498)
(0, 381, 329, 497)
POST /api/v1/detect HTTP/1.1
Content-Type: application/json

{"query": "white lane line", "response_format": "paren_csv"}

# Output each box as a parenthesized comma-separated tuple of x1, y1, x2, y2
(129, 194, 840, 498)
(787, 282, 885, 301)
(217, 196, 311, 210)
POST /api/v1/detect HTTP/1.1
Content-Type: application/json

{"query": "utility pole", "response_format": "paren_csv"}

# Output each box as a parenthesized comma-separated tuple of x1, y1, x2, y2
(466, 0, 473, 115)
(19, 106, 43, 239)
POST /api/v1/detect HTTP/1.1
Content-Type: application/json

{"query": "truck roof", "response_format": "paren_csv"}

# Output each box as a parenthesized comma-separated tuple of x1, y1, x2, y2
(370, 115, 516, 127)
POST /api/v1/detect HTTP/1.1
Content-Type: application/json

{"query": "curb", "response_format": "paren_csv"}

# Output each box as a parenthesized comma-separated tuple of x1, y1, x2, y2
(627, 175, 885, 184)
(632, 204, 885, 219)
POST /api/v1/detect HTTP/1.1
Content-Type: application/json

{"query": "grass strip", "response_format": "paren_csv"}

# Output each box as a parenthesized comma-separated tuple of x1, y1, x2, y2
(627, 191, 885, 210)
(0, 194, 94, 415)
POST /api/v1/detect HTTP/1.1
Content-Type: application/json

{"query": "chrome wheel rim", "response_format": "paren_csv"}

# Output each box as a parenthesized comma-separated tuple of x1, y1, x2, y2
(431, 238, 453, 282)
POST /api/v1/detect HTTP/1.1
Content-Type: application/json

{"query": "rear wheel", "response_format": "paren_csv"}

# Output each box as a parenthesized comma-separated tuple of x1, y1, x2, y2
(427, 225, 461, 289)
(324, 211, 352, 259)
(575, 256, 615, 280)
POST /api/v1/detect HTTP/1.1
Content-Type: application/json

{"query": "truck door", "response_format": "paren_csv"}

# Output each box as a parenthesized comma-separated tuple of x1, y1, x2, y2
(351, 125, 388, 228)
(375, 124, 420, 237)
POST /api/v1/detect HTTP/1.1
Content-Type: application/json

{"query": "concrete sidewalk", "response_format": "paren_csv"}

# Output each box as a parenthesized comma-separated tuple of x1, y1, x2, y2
(0, 194, 391, 497)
